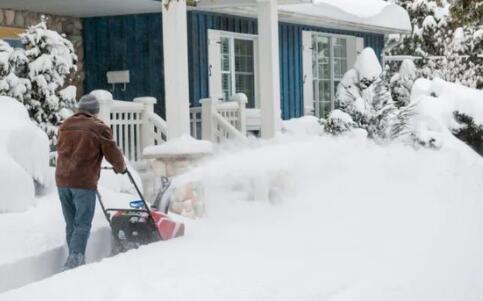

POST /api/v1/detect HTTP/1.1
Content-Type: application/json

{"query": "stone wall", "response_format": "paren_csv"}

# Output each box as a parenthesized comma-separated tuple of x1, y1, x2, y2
(0, 9, 84, 97)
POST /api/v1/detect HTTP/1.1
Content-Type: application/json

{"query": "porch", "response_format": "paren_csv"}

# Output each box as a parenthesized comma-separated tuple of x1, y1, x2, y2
(0, 0, 411, 185)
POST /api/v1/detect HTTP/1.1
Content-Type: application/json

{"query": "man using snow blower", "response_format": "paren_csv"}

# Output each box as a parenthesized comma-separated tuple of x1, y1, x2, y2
(56, 94, 126, 270)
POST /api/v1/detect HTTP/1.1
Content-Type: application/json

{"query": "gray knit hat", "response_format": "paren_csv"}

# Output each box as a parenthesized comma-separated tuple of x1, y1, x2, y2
(77, 94, 100, 115)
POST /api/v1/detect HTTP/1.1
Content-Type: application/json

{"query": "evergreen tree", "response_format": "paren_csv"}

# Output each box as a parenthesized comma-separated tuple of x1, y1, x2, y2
(452, 111, 483, 155)
(331, 48, 399, 140)
(441, 0, 483, 88)
(0, 20, 77, 150)
(389, 59, 419, 108)
(386, 0, 449, 76)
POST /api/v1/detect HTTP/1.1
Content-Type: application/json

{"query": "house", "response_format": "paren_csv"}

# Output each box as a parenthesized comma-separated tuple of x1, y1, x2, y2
(0, 0, 410, 145)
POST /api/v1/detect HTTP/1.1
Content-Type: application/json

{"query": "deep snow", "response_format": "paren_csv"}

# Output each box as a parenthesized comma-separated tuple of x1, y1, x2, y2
(0, 96, 50, 212)
(2, 126, 483, 300)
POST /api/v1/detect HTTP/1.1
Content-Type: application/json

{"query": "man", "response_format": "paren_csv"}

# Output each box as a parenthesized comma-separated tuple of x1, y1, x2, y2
(56, 94, 126, 269)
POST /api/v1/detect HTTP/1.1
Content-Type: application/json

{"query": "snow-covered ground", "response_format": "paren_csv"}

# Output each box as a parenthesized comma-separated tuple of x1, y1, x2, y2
(2, 123, 483, 300)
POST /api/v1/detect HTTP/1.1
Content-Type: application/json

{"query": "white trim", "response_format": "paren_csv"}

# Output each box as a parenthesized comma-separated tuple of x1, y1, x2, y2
(207, 29, 260, 108)
(304, 30, 356, 118)
(192, 7, 410, 34)
(301, 30, 314, 115)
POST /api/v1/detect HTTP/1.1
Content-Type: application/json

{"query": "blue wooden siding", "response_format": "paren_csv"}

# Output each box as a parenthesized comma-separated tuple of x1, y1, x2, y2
(83, 14, 165, 117)
(83, 11, 384, 120)
(277, 22, 385, 119)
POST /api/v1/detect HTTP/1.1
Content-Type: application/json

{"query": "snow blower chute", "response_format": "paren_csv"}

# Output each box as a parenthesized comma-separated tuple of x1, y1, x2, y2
(96, 167, 184, 254)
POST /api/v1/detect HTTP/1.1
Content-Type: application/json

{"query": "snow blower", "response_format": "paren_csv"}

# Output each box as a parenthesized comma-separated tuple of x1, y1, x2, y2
(97, 167, 184, 254)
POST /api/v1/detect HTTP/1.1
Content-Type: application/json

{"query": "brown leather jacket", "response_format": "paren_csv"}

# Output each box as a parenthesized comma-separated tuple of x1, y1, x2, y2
(55, 112, 126, 189)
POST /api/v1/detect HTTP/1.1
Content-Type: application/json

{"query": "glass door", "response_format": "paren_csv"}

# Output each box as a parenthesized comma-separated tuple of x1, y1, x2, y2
(311, 34, 348, 118)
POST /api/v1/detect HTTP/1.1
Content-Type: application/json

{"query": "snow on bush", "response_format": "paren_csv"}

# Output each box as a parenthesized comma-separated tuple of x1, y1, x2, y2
(0, 96, 50, 212)
(353, 48, 382, 88)
(330, 47, 398, 140)
(0, 20, 77, 150)
(409, 77, 483, 150)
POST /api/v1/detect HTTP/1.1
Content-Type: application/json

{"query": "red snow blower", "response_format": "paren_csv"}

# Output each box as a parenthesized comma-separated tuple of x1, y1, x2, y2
(97, 167, 184, 254)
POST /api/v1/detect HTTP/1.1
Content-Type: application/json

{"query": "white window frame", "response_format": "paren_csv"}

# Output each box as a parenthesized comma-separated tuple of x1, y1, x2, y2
(208, 29, 259, 108)
(302, 31, 363, 117)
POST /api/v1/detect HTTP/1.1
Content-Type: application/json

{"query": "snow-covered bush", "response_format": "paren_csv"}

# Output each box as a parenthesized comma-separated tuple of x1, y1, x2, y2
(332, 48, 398, 140)
(0, 96, 50, 212)
(386, 0, 482, 89)
(0, 20, 77, 150)
(389, 59, 418, 108)
(409, 77, 483, 151)
(323, 110, 355, 135)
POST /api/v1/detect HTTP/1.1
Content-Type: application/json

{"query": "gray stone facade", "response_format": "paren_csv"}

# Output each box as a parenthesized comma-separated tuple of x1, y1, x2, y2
(0, 9, 84, 97)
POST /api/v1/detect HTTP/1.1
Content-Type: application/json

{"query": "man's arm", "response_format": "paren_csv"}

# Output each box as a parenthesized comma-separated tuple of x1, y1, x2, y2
(99, 126, 126, 173)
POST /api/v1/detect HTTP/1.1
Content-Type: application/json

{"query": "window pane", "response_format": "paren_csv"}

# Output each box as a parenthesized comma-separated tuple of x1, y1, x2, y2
(234, 38, 255, 107)
(222, 73, 232, 101)
(318, 101, 331, 119)
(234, 39, 254, 72)
(235, 74, 255, 108)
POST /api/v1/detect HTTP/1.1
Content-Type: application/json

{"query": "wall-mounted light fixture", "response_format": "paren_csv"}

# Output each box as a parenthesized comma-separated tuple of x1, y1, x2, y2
(107, 70, 130, 92)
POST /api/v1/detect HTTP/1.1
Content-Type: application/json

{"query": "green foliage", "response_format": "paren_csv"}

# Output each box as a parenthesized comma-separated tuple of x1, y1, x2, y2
(452, 111, 483, 155)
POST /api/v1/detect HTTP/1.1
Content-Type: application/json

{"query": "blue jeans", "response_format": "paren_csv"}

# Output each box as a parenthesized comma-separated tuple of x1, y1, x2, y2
(58, 188, 96, 255)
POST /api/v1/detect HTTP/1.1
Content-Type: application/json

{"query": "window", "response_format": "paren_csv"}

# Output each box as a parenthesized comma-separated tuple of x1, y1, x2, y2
(302, 31, 363, 118)
(311, 35, 348, 118)
(208, 30, 258, 108)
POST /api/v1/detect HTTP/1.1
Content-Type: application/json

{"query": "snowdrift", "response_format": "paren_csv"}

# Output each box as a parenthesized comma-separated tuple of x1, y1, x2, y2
(410, 78, 483, 153)
(0, 96, 50, 212)
(3, 117, 483, 300)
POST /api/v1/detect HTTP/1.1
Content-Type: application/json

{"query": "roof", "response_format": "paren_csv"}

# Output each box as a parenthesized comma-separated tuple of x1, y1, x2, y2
(279, 0, 411, 33)
(0, 0, 411, 34)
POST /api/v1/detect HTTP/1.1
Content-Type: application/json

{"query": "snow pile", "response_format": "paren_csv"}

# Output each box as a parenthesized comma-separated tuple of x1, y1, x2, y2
(281, 115, 324, 137)
(410, 78, 483, 149)
(143, 135, 214, 158)
(353, 48, 382, 86)
(280, 0, 411, 33)
(0, 96, 50, 212)
(4, 124, 483, 299)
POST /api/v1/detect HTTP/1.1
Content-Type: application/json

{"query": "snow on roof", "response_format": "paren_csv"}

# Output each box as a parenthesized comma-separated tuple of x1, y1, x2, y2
(279, 0, 411, 34)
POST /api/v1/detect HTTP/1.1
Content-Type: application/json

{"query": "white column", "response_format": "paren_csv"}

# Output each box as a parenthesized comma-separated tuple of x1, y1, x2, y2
(162, 0, 191, 140)
(257, 0, 281, 139)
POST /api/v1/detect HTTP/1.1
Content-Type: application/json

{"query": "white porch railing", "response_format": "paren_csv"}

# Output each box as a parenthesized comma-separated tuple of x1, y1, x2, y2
(94, 90, 167, 162)
(190, 93, 262, 142)
(198, 94, 249, 143)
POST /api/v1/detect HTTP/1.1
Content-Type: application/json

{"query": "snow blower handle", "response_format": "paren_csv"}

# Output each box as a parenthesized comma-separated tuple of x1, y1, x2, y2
(101, 166, 162, 241)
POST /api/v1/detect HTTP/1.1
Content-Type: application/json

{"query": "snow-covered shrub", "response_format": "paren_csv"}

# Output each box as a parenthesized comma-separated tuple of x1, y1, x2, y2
(386, 0, 482, 89)
(390, 59, 419, 108)
(334, 48, 398, 141)
(409, 78, 483, 152)
(0, 96, 50, 212)
(0, 20, 77, 151)
(323, 109, 355, 135)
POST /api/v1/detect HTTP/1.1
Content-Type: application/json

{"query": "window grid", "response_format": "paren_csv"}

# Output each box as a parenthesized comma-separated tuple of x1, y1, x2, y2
(219, 35, 256, 108)
(311, 34, 348, 118)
